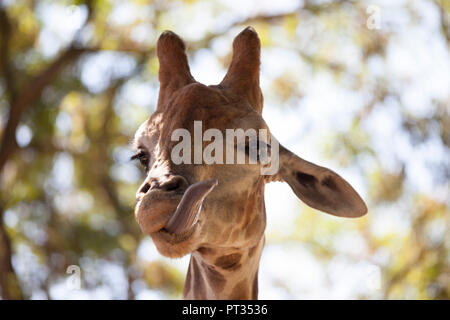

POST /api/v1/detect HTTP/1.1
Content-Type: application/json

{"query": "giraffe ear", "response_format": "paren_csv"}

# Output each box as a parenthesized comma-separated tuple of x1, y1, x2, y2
(220, 27, 263, 113)
(156, 31, 195, 109)
(277, 145, 367, 218)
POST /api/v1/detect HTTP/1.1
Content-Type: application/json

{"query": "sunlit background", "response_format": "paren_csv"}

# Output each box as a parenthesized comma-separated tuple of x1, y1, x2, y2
(0, 0, 449, 300)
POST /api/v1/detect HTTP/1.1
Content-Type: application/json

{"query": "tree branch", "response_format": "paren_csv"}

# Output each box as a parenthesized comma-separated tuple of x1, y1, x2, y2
(0, 207, 23, 299)
(0, 6, 16, 101)
(0, 46, 90, 176)
(0, 0, 97, 300)
(0, 0, 100, 177)
(434, 0, 450, 46)
(189, 0, 353, 50)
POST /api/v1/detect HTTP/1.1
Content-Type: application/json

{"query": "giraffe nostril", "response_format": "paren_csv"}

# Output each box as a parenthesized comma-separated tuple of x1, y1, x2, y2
(160, 176, 187, 192)
(139, 183, 151, 194)
(162, 179, 181, 192)
(165, 182, 179, 191)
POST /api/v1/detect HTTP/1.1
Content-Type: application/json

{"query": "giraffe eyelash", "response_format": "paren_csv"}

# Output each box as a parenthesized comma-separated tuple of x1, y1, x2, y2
(131, 151, 150, 169)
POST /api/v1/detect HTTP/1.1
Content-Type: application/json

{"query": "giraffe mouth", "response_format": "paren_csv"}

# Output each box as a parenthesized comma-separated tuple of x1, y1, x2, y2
(162, 178, 218, 236)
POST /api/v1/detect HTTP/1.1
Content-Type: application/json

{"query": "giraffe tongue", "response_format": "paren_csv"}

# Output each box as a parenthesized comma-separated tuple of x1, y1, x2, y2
(164, 179, 218, 235)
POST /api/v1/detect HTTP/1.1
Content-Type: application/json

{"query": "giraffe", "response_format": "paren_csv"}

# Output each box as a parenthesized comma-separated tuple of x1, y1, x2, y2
(132, 27, 367, 299)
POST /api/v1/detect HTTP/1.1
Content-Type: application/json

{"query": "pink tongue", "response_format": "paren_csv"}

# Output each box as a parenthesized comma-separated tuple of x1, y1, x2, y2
(164, 179, 218, 234)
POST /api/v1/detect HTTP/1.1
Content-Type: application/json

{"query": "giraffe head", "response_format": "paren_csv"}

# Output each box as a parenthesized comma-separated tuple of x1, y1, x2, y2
(132, 28, 367, 260)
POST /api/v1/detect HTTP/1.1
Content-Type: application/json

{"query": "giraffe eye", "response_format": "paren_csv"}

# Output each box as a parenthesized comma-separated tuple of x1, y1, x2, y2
(131, 151, 150, 170)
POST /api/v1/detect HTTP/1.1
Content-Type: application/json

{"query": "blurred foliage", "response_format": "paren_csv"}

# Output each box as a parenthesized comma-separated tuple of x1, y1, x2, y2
(0, 0, 449, 299)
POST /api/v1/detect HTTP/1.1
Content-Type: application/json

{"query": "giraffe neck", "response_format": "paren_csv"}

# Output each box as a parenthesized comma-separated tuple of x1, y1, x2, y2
(183, 237, 265, 299)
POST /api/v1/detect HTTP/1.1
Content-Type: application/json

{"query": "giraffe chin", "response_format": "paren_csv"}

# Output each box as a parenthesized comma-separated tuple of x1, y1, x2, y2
(150, 223, 201, 258)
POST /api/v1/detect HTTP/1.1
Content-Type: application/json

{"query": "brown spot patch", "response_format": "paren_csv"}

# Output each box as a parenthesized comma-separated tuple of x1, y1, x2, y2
(208, 221, 221, 235)
(230, 279, 249, 299)
(230, 229, 241, 242)
(245, 217, 261, 238)
(215, 253, 242, 271)
(321, 175, 339, 191)
(252, 271, 259, 299)
(235, 211, 245, 223)
(248, 244, 258, 258)
(197, 247, 216, 256)
(296, 171, 317, 188)
(221, 226, 234, 242)
(191, 259, 205, 298)
(203, 264, 226, 292)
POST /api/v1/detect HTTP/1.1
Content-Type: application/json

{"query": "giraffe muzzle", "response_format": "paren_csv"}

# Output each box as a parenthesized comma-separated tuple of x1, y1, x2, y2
(164, 179, 218, 235)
